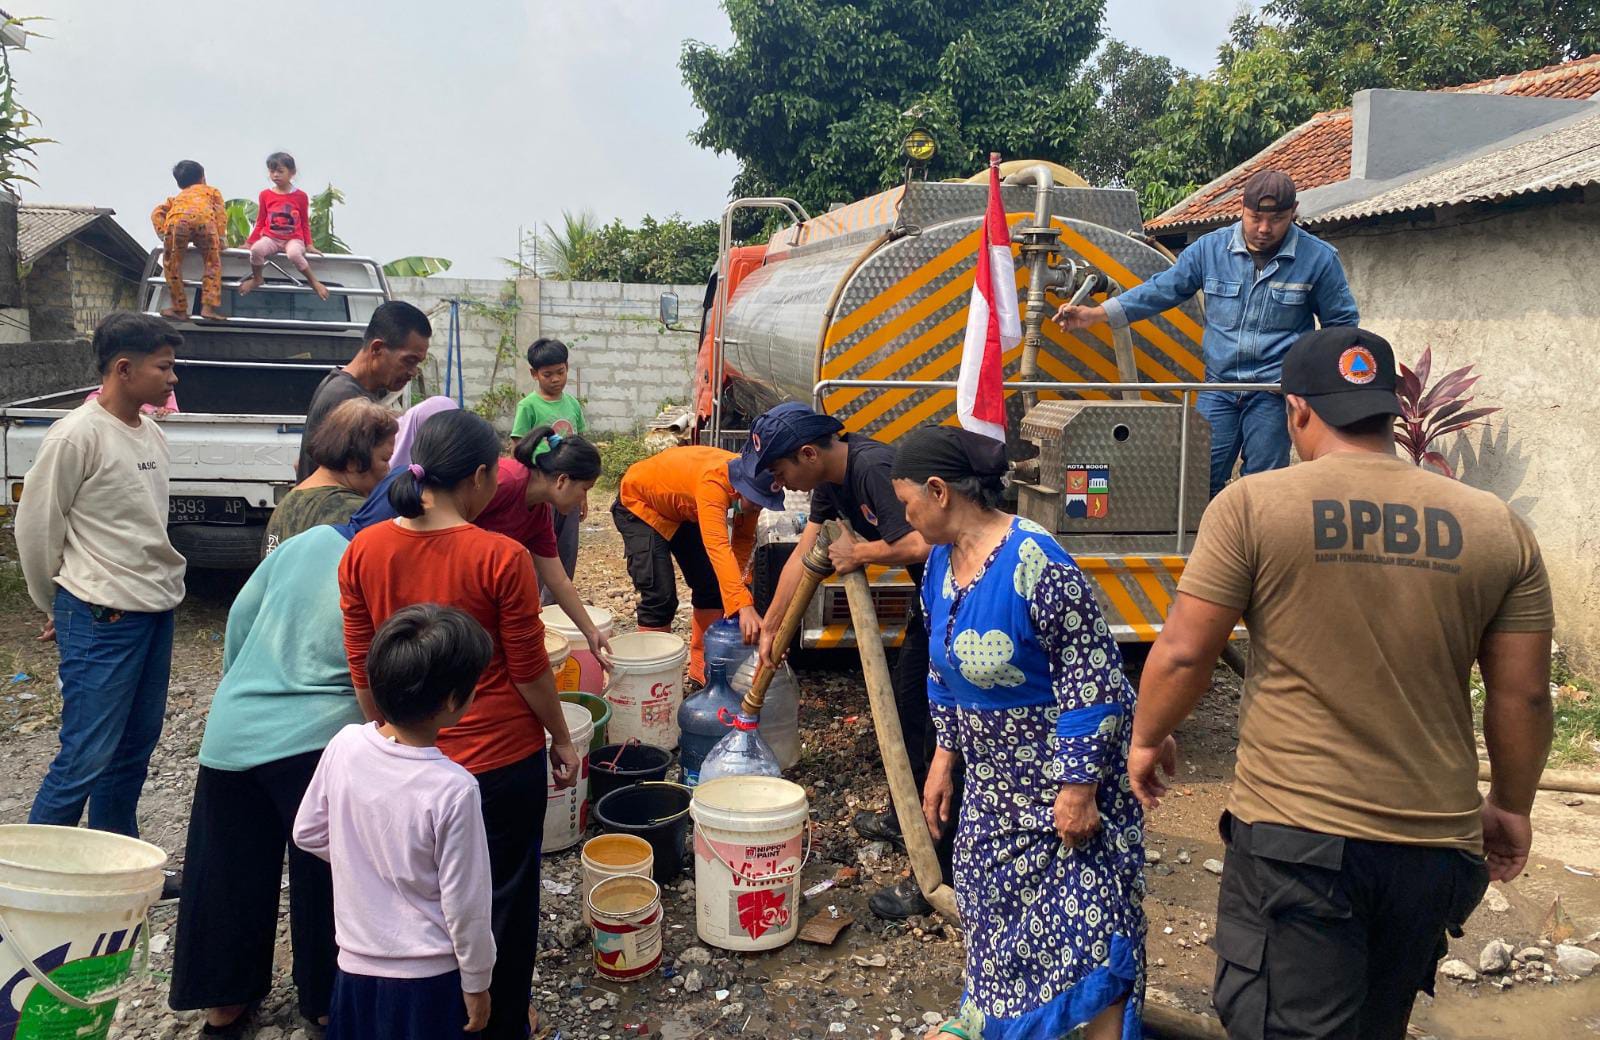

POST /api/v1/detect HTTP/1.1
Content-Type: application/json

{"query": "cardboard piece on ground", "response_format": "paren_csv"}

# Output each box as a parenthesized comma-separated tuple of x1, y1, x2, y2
(799, 911, 854, 945)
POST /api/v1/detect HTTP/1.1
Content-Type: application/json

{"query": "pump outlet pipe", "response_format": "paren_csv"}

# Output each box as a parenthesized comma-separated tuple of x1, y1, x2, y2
(739, 523, 835, 718)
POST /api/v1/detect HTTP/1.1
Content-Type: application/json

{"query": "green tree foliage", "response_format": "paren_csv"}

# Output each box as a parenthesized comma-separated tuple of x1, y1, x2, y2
(308, 185, 350, 254)
(680, 0, 1104, 212)
(0, 16, 52, 191)
(534, 210, 598, 280)
(223, 198, 256, 248)
(569, 214, 721, 284)
(1269, 0, 1600, 100)
(1124, 1, 1600, 220)
(1073, 40, 1179, 186)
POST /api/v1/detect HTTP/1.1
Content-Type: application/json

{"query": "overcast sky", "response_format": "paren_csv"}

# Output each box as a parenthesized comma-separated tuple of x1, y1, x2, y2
(19, 0, 1242, 278)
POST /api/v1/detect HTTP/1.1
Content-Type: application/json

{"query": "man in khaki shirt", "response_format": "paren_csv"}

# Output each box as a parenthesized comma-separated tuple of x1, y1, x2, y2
(1129, 327, 1554, 1040)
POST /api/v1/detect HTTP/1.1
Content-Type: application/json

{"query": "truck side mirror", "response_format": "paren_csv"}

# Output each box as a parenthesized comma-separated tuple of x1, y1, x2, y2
(659, 292, 681, 330)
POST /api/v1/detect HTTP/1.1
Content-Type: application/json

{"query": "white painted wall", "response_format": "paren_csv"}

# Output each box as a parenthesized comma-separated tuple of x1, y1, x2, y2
(387, 276, 703, 434)
(1325, 201, 1600, 672)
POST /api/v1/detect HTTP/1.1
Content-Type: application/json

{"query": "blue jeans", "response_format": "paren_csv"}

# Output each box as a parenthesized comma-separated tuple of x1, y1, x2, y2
(29, 588, 175, 837)
(1197, 390, 1291, 498)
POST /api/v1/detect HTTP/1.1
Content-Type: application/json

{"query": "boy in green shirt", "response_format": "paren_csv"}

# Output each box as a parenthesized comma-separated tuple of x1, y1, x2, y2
(511, 338, 587, 589)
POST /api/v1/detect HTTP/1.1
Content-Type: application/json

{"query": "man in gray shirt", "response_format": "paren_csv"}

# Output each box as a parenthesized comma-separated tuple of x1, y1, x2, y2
(297, 301, 432, 479)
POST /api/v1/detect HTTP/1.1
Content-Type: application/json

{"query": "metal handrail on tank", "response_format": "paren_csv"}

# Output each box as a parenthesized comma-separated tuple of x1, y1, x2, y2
(812, 378, 1279, 553)
(710, 198, 813, 443)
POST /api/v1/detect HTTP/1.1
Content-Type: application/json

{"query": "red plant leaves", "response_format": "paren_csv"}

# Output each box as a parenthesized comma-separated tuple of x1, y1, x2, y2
(1394, 349, 1499, 479)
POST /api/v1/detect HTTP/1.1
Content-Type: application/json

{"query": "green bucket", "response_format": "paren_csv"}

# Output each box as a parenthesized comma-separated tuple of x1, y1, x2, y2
(560, 691, 611, 753)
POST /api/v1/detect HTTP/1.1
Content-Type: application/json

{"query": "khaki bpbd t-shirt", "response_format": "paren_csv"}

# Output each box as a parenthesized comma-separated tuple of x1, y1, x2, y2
(1180, 451, 1553, 852)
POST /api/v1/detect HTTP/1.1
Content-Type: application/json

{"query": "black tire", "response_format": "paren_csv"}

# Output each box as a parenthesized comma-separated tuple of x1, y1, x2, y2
(169, 523, 265, 571)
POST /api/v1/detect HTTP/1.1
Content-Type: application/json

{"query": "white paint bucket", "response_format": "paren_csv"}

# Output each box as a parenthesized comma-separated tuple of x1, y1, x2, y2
(543, 701, 595, 853)
(588, 874, 663, 982)
(545, 629, 572, 677)
(0, 824, 168, 1040)
(579, 833, 654, 927)
(602, 632, 687, 750)
(541, 605, 613, 695)
(689, 776, 810, 952)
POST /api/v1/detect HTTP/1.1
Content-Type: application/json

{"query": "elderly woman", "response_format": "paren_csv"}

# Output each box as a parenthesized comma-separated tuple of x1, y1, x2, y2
(263, 397, 397, 556)
(892, 426, 1145, 1040)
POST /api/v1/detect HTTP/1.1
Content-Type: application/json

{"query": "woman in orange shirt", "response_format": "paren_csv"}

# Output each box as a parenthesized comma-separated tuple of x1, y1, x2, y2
(610, 444, 783, 683)
(339, 409, 578, 1040)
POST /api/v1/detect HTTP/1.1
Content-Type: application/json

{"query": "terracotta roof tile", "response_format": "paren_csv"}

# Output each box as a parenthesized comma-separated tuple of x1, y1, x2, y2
(1147, 53, 1600, 232)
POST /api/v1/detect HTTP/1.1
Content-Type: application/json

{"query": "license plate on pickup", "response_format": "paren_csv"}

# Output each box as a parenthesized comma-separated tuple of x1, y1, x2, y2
(168, 497, 247, 524)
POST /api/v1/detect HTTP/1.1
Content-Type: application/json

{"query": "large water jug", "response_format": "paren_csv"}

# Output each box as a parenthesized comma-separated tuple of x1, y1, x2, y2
(676, 660, 743, 786)
(731, 656, 801, 771)
(703, 618, 755, 679)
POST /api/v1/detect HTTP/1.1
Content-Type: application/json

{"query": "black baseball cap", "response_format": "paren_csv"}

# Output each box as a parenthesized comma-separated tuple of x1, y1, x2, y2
(744, 402, 844, 470)
(1281, 327, 1403, 427)
(1243, 170, 1297, 213)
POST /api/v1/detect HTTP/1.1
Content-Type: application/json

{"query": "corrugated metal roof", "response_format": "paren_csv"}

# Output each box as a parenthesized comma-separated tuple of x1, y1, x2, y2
(1147, 53, 1600, 234)
(1309, 109, 1600, 224)
(18, 204, 113, 265)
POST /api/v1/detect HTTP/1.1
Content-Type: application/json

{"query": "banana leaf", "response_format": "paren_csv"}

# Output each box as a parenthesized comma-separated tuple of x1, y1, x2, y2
(382, 256, 453, 277)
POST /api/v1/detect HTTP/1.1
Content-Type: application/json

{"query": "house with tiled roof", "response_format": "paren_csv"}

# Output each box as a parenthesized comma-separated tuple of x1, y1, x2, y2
(1144, 54, 1600, 671)
(1146, 54, 1600, 242)
(17, 203, 146, 341)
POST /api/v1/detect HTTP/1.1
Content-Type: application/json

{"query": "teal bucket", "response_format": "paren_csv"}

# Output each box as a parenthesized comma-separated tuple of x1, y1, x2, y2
(560, 692, 611, 754)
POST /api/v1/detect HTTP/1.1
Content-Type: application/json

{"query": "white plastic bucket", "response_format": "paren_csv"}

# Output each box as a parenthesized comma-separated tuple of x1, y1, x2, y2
(541, 605, 612, 695)
(588, 874, 663, 982)
(603, 632, 687, 750)
(543, 701, 595, 853)
(0, 824, 167, 1040)
(690, 777, 810, 952)
(579, 834, 654, 927)
(545, 629, 572, 678)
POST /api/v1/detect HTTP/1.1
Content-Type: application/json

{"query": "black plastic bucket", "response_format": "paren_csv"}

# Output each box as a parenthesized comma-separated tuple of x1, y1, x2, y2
(589, 743, 673, 807)
(593, 781, 692, 884)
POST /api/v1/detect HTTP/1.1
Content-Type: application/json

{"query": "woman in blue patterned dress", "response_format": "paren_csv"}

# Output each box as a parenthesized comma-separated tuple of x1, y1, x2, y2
(891, 426, 1146, 1040)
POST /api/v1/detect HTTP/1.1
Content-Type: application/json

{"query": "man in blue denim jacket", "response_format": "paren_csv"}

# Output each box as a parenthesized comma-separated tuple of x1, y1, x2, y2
(1054, 170, 1360, 497)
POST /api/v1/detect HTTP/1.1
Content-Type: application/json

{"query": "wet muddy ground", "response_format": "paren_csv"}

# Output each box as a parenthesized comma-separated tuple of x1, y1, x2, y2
(1, 519, 1596, 1039)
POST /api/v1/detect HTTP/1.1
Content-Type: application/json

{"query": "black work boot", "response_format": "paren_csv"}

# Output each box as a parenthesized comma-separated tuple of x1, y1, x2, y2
(868, 876, 933, 920)
(852, 809, 906, 850)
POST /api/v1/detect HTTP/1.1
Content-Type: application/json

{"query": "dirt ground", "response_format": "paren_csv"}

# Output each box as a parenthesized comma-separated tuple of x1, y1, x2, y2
(1, 517, 1597, 1040)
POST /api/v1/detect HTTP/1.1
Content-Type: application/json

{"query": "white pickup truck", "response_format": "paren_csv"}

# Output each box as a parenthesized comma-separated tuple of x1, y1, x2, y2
(2, 247, 397, 569)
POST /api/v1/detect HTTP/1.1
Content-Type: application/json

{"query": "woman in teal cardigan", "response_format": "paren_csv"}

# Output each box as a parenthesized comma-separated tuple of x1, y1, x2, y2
(168, 522, 364, 1036)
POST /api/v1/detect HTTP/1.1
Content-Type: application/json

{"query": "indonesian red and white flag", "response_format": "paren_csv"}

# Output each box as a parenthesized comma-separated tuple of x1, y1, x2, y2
(956, 155, 1020, 442)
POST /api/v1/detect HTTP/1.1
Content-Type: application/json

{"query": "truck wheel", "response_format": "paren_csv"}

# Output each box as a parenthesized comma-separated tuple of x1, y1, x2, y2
(169, 524, 265, 571)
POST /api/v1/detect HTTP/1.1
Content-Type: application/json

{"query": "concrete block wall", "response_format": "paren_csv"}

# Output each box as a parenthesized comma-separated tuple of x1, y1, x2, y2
(66, 242, 138, 337)
(388, 276, 703, 435)
(0, 339, 96, 403)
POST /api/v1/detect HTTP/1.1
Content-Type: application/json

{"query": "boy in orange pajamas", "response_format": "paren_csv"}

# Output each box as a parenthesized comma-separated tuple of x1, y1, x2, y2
(151, 160, 227, 322)
(610, 444, 783, 683)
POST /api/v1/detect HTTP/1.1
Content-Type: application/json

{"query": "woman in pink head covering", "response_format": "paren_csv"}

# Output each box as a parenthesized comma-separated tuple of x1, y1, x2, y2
(389, 395, 459, 471)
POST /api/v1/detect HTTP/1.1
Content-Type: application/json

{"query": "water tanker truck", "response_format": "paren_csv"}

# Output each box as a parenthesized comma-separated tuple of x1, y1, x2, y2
(674, 160, 1262, 662)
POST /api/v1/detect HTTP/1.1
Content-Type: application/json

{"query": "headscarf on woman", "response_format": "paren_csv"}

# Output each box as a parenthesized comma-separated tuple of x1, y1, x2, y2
(890, 425, 1008, 484)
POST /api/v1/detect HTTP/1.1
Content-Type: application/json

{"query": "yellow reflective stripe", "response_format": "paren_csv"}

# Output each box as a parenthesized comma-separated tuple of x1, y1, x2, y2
(817, 624, 849, 649)
(1056, 225, 1208, 346)
(826, 306, 970, 412)
(824, 227, 982, 353)
(1125, 557, 1175, 621)
(876, 345, 1026, 441)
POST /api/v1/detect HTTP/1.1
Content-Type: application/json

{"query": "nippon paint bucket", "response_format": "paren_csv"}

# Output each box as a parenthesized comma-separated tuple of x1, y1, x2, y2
(579, 833, 654, 926)
(541, 604, 613, 695)
(543, 701, 596, 853)
(588, 874, 663, 982)
(0, 824, 167, 1040)
(689, 776, 810, 952)
(603, 632, 687, 749)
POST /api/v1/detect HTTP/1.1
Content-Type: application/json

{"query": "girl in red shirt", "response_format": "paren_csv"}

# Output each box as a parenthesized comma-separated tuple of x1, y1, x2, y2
(339, 409, 577, 1040)
(239, 152, 329, 301)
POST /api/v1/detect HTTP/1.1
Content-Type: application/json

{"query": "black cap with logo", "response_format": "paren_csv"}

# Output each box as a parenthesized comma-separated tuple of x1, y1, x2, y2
(1242, 170, 1297, 213)
(1281, 327, 1403, 427)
